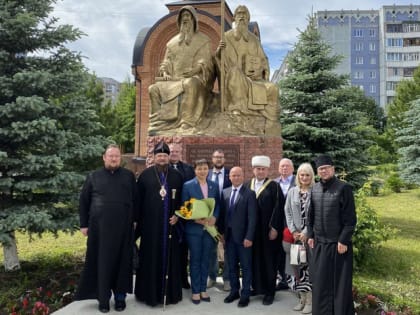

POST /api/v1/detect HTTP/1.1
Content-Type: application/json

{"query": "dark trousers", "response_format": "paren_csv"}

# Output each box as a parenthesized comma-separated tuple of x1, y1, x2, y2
(226, 239, 252, 298)
(180, 240, 189, 283)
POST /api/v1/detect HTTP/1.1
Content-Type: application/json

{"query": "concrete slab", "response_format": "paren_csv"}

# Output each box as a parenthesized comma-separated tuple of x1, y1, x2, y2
(52, 279, 299, 315)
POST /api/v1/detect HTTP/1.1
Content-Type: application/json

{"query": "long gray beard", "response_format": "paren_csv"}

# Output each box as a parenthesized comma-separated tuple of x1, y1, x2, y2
(233, 23, 249, 42)
(179, 24, 193, 45)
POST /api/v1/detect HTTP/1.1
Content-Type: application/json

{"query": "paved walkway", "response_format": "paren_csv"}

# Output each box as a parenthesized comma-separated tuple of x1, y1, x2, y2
(52, 279, 299, 315)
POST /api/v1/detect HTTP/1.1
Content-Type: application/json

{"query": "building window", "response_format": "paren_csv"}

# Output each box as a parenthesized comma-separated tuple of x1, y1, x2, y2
(369, 71, 376, 79)
(387, 38, 403, 47)
(354, 71, 364, 79)
(404, 37, 420, 47)
(370, 57, 376, 64)
(403, 53, 420, 61)
(403, 23, 420, 33)
(370, 84, 376, 93)
(388, 68, 400, 76)
(355, 56, 364, 64)
(369, 42, 376, 51)
(386, 53, 402, 61)
(369, 29, 376, 37)
(403, 67, 416, 77)
(359, 85, 364, 91)
(386, 81, 398, 91)
(386, 24, 403, 33)
(353, 29, 363, 37)
(354, 42, 363, 51)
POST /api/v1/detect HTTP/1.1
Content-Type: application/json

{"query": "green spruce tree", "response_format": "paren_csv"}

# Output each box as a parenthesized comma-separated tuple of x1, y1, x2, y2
(279, 17, 376, 188)
(0, 0, 107, 269)
(396, 98, 420, 185)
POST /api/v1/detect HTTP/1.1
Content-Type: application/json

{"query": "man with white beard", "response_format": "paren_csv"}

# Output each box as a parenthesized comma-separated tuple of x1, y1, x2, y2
(216, 5, 279, 134)
(148, 6, 215, 132)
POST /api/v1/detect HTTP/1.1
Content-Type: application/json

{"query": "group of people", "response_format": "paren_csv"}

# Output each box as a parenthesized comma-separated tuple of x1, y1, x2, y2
(75, 142, 357, 315)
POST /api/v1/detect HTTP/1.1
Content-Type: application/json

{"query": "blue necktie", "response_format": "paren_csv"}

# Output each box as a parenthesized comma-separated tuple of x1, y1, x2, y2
(228, 188, 237, 226)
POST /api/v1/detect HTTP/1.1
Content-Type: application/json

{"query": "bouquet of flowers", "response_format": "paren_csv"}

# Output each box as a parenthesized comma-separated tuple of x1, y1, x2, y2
(176, 198, 220, 241)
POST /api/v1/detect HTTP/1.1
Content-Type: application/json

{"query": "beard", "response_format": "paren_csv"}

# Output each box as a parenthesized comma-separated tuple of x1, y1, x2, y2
(233, 20, 249, 42)
(179, 20, 194, 45)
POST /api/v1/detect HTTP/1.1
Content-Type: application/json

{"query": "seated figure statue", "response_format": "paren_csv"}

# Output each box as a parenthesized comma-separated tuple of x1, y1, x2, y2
(216, 5, 280, 135)
(148, 5, 215, 133)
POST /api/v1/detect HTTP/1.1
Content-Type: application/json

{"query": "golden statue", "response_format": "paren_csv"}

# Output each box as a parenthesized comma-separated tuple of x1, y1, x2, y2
(216, 5, 280, 136)
(148, 6, 215, 134)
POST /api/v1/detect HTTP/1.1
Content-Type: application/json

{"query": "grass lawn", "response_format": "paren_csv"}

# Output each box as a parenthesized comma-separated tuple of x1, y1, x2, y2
(1, 189, 419, 314)
(354, 188, 420, 314)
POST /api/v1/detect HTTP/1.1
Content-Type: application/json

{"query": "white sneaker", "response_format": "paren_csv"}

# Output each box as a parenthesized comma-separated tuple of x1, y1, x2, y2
(223, 281, 231, 291)
(207, 278, 216, 288)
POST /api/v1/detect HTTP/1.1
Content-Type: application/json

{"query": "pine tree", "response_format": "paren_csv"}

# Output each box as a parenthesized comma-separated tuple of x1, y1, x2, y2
(279, 17, 376, 188)
(396, 98, 420, 185)
(0, 0, 107, 269)
(385, 66, 420, 159)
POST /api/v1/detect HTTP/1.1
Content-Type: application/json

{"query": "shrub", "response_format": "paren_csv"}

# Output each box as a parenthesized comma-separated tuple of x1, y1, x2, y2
(353, 189, 395, 270)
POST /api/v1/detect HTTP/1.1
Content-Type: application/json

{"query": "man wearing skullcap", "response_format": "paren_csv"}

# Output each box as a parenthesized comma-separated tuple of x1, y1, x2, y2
(245, 156, 285, 305)
(134, 141, 184, 306)
(307, 155, 357, 315)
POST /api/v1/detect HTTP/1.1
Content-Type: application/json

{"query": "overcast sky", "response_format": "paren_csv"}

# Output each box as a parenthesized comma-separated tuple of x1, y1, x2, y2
(52, 0, 415, 82)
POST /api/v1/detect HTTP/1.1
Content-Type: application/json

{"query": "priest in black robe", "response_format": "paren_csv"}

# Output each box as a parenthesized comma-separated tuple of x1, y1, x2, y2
(75, 144, 138, 313)
(245, 155, 285, 305)
(134, 141, 184, 306)
(307, 155, 357, 315)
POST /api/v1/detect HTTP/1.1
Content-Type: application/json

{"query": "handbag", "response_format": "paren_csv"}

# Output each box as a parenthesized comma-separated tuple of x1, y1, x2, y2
(290, 242, 307, 265)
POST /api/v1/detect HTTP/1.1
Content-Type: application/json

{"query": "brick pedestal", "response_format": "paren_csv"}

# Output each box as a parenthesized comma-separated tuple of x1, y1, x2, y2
(147, 136, 283, 180)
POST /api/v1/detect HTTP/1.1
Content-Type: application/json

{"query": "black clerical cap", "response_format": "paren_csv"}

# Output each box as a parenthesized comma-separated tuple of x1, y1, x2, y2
(314, 154, 334, 169)
(154, 141, 170, 155)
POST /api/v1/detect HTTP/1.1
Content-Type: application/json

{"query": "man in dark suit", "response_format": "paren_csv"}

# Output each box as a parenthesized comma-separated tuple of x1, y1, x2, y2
(207, 149, 231, 290)
(274, 158, 295, 290)
(220, 167, 256, 308)
(169, 143, 195, 289)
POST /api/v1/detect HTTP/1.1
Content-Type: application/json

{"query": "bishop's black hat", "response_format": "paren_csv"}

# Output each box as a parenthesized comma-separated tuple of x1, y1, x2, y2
(153, 141, 170, 155)
(314, 154, 334, 169)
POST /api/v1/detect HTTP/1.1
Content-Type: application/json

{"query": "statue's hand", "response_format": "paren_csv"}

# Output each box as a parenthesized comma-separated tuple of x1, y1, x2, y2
(162, 72, 172, 81)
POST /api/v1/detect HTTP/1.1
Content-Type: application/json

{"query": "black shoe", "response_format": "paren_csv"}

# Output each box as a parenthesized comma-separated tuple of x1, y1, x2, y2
(201, 295, 211, 302)
(98, 303, 110, 313)
(224, 292, 240, 303)
(276, 281, 288, 291)
(191, 297, 201, 305)
(238, 297, 250, 307)
(262, 295, 274, 305)
(114, 300, 126, 312)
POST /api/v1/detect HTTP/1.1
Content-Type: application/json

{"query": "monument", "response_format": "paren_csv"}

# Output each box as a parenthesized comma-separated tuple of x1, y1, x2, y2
(132, 0, 282, 178)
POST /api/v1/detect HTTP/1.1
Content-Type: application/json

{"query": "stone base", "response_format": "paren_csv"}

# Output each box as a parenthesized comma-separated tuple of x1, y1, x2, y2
(147, 135, 283, 180)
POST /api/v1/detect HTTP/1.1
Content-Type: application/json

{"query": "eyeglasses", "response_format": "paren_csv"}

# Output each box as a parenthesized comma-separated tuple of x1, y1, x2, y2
(212, 156, 225, 159)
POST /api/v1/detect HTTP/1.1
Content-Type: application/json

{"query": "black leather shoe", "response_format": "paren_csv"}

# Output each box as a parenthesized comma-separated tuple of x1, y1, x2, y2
(238, 297, 250, 307)
(114, 300, 126, 312)
(276, 281, 289, 291)
(262, 295, 274, 305)
(98, 303, 110, 313)
(224, 293, 240, 303)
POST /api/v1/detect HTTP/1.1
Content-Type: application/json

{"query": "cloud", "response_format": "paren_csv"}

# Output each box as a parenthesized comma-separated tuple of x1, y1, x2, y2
(52, 0, 415, 81)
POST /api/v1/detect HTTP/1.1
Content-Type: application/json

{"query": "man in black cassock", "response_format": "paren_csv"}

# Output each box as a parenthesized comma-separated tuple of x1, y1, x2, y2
(245, 156, 284, 305)
(134, 141, 183, 306)
(75, 144, 138, 313)
(307, 155, 357, 315)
